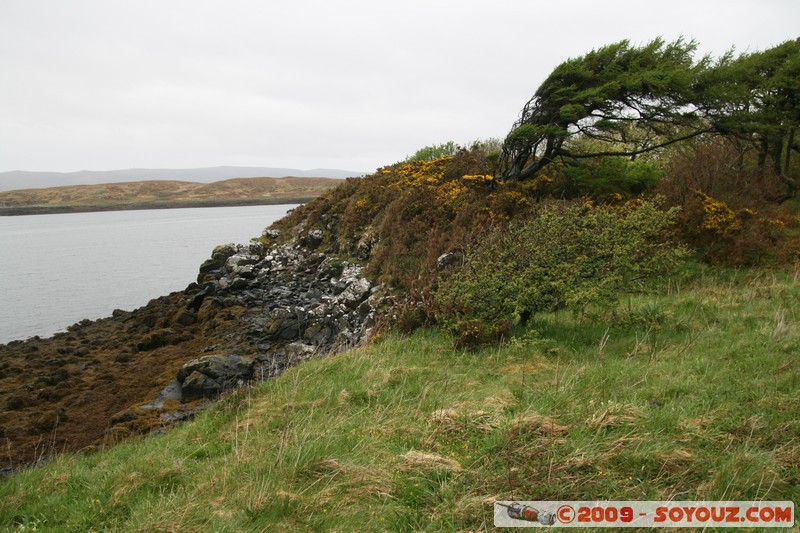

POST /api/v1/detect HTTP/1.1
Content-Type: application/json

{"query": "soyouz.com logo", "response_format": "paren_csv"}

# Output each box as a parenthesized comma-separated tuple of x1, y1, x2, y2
(493, 501, 795, 528)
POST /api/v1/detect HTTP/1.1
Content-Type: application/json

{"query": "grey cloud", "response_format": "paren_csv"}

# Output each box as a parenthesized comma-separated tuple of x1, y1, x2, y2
(1, 0, 799, 174)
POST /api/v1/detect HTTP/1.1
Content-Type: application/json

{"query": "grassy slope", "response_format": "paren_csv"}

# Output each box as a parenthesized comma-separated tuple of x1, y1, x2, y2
(2, 265, 798, 531)
(0, 177, 340, 214)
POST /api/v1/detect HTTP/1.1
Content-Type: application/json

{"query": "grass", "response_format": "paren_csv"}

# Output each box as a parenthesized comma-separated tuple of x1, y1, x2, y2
(1, 265, 799, 531)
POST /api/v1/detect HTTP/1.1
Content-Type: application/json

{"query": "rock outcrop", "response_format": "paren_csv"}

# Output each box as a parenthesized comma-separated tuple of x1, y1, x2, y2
(130, 236, 381, 420)
(0, 226, 382, 471)
(177, 355, 255, 399)
(190, 237, 378, 356)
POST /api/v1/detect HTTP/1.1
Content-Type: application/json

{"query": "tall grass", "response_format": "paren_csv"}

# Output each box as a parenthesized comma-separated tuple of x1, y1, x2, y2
(2, 266, 799, 531)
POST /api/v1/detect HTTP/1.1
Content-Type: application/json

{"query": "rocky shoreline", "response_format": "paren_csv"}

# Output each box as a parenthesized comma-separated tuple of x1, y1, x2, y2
(0, 227, 382, 473)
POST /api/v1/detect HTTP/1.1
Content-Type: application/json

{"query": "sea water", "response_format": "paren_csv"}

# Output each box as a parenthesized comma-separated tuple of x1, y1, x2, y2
(0, 204, 297, 343)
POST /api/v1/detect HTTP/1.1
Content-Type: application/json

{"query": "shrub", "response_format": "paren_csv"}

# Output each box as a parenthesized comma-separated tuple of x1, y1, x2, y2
(405, 141, 458, 162)
(435, 197, 687, 329)
(453, 319, 512, 351)
(278, 145, 534, 295)
(657, 136, 792, 207)
(559, 157, 663, 199)
(678, 190, 796, 265)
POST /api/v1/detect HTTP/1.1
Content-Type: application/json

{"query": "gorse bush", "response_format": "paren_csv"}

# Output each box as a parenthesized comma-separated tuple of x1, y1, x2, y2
(275, 135, 796, 339)
(677, 190, 797, 265)
(435, 198, 688, 334)
(276, 146, 532, 296)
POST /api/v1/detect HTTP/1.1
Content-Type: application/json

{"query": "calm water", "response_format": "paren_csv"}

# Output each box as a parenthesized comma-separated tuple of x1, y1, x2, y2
(0, 204, 297, 344)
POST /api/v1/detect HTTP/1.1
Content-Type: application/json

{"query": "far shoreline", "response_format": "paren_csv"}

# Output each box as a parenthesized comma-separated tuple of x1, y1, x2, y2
(0, 196, 314, 216)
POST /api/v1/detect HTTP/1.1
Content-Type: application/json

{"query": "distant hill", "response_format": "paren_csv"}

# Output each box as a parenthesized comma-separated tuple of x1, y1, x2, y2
(0, 176, 343, 215)
(0, 166, 364, 192)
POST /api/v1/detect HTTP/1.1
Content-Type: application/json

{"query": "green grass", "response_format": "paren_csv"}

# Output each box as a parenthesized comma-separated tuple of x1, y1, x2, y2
(2, 265, 799, 531)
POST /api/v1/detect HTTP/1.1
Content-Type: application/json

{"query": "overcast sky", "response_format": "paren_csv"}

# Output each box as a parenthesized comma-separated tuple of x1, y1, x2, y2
(1, 1, 798, 174)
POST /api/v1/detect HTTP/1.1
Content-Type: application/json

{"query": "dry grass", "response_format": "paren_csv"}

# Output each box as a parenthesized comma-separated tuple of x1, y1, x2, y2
(400, 451, 463, 472)
(3, 269, 800, 530)
(0, 177, 339, 207)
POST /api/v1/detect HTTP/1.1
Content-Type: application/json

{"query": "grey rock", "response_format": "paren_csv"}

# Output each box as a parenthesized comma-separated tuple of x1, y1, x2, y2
(181, 371, 222, 399)
(188, 232, 383, 396)
(177, 354, 255, 399)
(263, 307, 303, 340)
(225, 253, 260, 272)
(245, 241, 265, 256)
(317, 258, 344, 280)
(141, 380, 183, 408)
(437, 251, 465, 270)
(331, 279, 348, 295)
(188, 284, 214, 311)
(356, 230, 377, 261)
(303, 307, 333, 344)
(285, 342, 316, 359)
(211, 244, 238, 263)
(234, 264, 256, 279)
(337, 278, 372, 309)
(293, 222, 307, 235)
(300, 228, 324, 249)
(198, 257, 223, 275)
(230, 277, 250, 291)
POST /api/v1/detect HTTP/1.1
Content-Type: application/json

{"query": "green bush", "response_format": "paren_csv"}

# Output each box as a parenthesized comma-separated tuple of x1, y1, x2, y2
(405, 141, 458, 162)
(436, 198, 687, 330)
(560, 157, 663, 199)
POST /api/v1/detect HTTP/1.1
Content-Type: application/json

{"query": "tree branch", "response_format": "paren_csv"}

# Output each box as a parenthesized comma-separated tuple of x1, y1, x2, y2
(560, 129, 713, 160)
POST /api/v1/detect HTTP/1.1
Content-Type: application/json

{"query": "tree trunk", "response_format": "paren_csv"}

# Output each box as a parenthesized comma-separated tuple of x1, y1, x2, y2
(757, 138, 769, 175)
(771, 132, 784, 177)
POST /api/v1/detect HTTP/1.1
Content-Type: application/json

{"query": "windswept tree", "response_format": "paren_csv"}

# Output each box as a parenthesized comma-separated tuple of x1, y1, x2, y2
(499, 37, 800, 187)
(708, 38, 800, 183)
(500, 38, 712, 180)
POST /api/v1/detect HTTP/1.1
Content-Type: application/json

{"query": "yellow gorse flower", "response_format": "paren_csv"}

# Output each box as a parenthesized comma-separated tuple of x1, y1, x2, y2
(694, 190, 743, 233)
(461, 174, 494, 182)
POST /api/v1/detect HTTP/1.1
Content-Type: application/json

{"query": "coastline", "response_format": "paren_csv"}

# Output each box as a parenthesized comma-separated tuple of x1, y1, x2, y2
(0, 196, 317, 216)
(0, 232, 379, 472)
